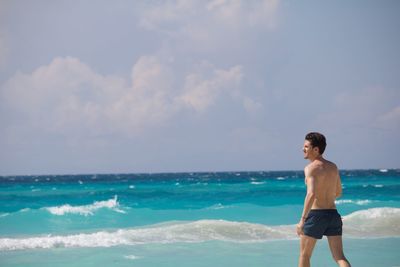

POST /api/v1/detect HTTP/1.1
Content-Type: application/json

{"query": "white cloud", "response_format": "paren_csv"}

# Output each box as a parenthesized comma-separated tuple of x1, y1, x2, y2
(1, 57, 125, 135)
(134, 1, 272, 114)
(105, 55, 178, 134)
(140, 0, 279, 31)
(1, 56, 253, 138)
(138, 0, 279, 51)
(139, 0, 197, 33)
(178, 65, 243, 112)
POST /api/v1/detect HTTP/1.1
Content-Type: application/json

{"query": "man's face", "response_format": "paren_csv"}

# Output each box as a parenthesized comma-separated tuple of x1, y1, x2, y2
(303, 140, 313, 159)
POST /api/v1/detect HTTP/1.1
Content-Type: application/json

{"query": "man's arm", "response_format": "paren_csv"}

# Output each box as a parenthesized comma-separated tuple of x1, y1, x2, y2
(296, 167, 316, 235)
(336, 170, 342, 198)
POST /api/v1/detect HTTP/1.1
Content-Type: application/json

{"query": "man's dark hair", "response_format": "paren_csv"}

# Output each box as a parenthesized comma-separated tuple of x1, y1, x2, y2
(305, 132, 327, 155)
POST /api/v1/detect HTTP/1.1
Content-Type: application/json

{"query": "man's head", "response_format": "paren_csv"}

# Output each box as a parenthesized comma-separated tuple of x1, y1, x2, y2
(303, 132, 327, 159)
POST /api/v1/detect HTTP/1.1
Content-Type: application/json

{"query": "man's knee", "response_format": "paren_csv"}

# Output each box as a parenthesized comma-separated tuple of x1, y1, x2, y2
(300, 250, 312, 260)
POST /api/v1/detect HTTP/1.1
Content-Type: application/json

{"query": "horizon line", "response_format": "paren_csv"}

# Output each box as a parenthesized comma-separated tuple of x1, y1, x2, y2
(0, 168, 398, 177)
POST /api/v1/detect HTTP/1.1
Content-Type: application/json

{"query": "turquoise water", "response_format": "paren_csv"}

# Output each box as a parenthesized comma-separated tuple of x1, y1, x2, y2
(1, 170, 400, 266)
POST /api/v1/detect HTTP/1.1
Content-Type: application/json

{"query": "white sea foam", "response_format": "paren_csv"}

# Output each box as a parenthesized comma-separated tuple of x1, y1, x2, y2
(343, 207, 400, 238)
(124, 255, 142, 260)
(45, 196, 124, 216)
(250, 181, 265, 185)
(335, 199, 372, 205)
(206, 203, 231, 210)
(0, 220, 296, 251)
(1, 208, 399, 251)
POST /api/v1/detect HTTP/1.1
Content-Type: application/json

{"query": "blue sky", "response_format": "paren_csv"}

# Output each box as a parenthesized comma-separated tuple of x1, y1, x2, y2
(0, 0, 399, 175)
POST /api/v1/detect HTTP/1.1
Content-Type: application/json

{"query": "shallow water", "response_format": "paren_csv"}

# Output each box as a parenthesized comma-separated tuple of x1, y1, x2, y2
(1, 238, 400, 267)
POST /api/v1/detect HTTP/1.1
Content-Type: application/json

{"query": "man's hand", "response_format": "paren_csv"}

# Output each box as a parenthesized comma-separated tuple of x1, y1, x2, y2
(296, 220, 305, 236)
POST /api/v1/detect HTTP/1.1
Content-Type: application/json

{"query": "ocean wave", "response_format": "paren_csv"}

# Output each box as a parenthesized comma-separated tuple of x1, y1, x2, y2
(250, 181, 266, 185)
(0, 220, 296, 251)
(335, 199, 372, 205)
(44, 196, 125, 216)
(1, 207, 399, 251)
(343, 207, 400, 237)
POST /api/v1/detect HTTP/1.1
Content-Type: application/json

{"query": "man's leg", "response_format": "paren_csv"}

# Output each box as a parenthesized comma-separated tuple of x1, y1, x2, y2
(298, 235, 317, 267)
(327, 236, 351, 267)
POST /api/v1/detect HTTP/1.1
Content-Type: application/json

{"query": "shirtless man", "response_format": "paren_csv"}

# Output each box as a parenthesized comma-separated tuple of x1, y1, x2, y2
(297, 132, 351, 267)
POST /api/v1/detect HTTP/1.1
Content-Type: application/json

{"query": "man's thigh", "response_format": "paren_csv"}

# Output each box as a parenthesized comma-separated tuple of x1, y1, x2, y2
(300, 235, 317, 256)
(327, 235, 345, 260)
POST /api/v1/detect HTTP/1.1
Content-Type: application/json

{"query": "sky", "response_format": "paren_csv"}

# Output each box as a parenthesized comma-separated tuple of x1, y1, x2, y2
(0, 0, 399, 175)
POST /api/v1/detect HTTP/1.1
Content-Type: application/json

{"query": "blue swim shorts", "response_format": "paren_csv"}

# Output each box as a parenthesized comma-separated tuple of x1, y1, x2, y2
(303, 209, 343, 239)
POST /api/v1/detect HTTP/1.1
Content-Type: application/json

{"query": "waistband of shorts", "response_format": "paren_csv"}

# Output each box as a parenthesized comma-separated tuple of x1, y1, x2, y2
(309, 209, 338, 213)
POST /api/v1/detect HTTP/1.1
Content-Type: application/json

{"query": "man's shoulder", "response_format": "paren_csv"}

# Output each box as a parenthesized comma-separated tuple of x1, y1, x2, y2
(304, 162, 319, 175)
(305, 160, 337, 174)
(324, 159, 338, 170)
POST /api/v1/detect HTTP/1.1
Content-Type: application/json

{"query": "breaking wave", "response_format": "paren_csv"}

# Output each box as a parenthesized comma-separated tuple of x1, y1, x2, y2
(343, 207, 400, 237)
(45, 196, 125, 216)
(335, 199, 372, 205)
(1, 207, 399, 251)
(0, 220, 295, 251)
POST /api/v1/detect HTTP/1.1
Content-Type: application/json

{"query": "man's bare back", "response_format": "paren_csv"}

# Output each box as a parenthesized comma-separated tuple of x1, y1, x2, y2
(305, 158, 341, 210)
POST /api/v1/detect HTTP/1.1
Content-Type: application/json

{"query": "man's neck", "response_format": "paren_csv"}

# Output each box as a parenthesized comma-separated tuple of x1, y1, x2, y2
(309, 155, 323, 163)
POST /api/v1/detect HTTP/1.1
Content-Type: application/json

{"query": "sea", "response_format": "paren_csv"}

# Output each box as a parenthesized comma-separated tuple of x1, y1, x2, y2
(0, 169, 399, 267)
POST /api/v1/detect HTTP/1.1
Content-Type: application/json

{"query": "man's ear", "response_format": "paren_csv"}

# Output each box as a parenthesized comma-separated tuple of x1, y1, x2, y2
(313, 146, 320, 154)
